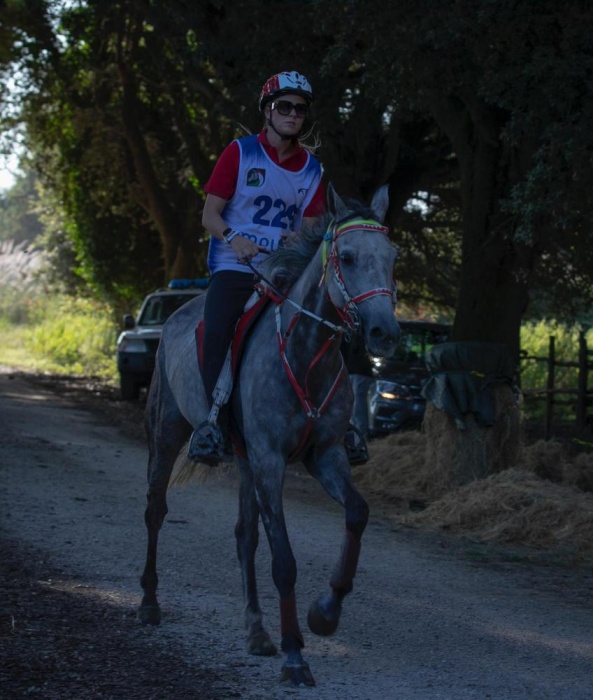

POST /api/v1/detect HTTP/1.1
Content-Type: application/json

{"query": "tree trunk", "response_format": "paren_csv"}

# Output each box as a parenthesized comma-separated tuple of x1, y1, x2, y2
(428, 91, 537, 360)
(116, 35, 201, 283)
(421, 93, 535, 479)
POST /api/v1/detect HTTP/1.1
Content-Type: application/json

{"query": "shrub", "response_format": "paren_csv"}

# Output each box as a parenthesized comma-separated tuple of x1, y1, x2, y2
(25, 296, 116, 377)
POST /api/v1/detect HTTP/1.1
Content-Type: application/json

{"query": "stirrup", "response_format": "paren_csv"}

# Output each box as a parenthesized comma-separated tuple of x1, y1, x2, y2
(344, 424, 369, 466)
(188, 420, 224, 466)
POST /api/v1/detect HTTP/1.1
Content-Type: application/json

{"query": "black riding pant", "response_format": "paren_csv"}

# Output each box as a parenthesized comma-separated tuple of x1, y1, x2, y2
(202, 270, 257, 408)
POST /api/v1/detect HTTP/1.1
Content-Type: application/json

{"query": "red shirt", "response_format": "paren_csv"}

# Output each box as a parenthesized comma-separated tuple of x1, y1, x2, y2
(204, 130, 325, 218)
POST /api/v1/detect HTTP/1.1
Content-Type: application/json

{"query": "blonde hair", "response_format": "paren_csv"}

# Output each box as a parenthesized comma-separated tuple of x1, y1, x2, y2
(298, 123, 322, 154)
(235, 119, 321, 155)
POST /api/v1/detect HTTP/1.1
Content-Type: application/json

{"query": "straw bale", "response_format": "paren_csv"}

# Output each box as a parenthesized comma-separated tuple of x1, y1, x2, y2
(423, 384, 522, 486)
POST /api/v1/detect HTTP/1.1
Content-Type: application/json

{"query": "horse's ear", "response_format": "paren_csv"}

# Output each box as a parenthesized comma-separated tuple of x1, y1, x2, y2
(327, 182, 350, 220)
(370, 184, 390, 224)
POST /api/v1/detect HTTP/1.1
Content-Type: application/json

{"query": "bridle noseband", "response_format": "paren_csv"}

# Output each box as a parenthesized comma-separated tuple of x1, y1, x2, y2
(319, 217, 397, 332)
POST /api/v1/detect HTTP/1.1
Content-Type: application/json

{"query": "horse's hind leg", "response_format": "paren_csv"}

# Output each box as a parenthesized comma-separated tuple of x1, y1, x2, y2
(304, 445, 369, 637)
(138, 371, 191, 626)
(235, 458, 276, 656)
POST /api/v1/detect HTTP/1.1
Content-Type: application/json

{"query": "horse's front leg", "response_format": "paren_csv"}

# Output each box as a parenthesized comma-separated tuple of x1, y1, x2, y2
(235, 456, 277, 656)
(304, 444, 369, 637)
(252, 455, 315, 687)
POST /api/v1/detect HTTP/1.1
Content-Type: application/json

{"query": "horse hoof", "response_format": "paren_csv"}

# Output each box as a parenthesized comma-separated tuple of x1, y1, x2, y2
(307, 595, 341, 637)
(137, 604, 161, 626)
(279, 662, 316, 687)
(247, 630, 277, 656)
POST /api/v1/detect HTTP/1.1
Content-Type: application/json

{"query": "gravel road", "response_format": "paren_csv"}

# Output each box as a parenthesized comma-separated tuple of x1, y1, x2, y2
(2, 368, 593, 699)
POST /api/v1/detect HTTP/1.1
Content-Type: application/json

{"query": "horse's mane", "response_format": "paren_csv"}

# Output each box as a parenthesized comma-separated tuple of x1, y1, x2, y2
(260, 197, 376, 289)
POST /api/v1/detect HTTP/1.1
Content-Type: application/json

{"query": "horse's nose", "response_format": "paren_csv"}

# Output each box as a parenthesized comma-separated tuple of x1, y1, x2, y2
(368, 323, 400, 356)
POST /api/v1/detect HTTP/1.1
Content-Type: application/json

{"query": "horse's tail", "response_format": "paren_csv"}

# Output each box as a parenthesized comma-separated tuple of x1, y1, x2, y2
(168, 442, 236, 489)
(169, 443, 210, 488)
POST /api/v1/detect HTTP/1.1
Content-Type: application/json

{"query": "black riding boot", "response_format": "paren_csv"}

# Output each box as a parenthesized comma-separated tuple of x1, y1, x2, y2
(188, 420, 225, 466)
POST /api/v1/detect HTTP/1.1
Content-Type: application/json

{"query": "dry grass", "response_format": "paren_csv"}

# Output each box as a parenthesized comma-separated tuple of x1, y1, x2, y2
(353, 430, 448, 506)
(408, 469, 593, 559)
(356, 429, 593, 562)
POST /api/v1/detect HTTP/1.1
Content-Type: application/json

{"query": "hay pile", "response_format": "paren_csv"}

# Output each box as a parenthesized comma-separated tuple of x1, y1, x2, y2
(353, 431, 448, 506)
(356, 432, 593, 562)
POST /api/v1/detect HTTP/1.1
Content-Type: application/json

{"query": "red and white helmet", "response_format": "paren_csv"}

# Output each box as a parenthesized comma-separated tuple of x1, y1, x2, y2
(258, 71, 313, 112)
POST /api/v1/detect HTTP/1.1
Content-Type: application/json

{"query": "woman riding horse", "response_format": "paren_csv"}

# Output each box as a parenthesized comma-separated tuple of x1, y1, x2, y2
(191, 70, 324, 466)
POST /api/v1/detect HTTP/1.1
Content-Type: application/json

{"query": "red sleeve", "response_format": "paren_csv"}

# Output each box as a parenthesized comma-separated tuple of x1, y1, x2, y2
(304, 180, 326, 218)
(203, 141, 240, 200)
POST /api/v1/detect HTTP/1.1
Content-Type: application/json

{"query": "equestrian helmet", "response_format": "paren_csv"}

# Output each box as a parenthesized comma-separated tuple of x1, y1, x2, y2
(259, 71, 313, 112)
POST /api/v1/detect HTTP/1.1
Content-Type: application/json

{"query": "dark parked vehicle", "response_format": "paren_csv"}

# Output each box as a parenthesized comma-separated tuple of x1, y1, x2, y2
(367, 320, 450, 436)
(116, 279, 209, 400)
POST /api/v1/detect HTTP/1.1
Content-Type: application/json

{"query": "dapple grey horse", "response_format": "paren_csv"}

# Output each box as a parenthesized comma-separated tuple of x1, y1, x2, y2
(138, 184, 400, 686)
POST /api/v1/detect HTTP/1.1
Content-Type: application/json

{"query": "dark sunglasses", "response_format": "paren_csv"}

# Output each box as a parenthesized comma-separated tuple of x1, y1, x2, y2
(271, 100, 309, 118)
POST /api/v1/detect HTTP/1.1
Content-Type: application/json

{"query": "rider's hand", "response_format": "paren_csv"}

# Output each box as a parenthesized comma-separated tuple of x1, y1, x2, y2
(229, 233, 262, 263)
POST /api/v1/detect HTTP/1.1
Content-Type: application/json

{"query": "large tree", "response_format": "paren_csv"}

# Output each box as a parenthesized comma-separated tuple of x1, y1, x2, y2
(3, 0, 593, 357)
(314, 0, 593, 357)
(2, 1, 453, 307)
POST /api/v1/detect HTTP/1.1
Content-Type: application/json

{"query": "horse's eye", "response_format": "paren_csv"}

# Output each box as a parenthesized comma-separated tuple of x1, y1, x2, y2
(339, 252, 354, 265)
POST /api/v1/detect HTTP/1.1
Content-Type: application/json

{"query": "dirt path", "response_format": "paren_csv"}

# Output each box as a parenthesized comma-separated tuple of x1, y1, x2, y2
(1, 368, 593, 699)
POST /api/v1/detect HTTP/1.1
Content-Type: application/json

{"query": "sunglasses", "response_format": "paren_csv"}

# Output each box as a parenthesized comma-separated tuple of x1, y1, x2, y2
(271, 100, 309, 118)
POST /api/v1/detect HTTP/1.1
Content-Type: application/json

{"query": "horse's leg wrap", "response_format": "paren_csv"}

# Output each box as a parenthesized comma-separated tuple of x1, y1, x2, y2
(307, 530, 361, 637)
(280, 591, 304, 650)
(330, 529, 361, 596)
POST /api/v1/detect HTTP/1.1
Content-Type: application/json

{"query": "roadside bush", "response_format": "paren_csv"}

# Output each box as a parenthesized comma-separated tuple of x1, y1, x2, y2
(0, 239, 118, 379)
(25, 296, 116, 377)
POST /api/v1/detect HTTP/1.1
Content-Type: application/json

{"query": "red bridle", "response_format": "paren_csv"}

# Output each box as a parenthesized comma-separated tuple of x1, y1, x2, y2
(319, 218, 397, 331)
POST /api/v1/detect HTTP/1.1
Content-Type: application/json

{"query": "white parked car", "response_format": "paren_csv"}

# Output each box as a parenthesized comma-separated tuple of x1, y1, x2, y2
(116, 279, 209, 399)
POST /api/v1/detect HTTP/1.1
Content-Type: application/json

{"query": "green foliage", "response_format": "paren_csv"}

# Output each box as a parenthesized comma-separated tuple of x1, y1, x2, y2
(0, 238, 118, 379)
(520, 320, 592, 421)
(0, 295, 118, 381)
(521, 322, 580, 389)
(2, 0, 593, 353)
(24, 295, 116, 377)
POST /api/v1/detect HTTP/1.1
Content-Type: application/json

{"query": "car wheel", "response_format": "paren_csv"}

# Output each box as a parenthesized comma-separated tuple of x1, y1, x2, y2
(120, 373, 140, 400)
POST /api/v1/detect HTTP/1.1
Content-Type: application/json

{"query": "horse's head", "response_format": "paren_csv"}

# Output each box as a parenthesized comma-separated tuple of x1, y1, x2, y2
(322, 184, 400, 357)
